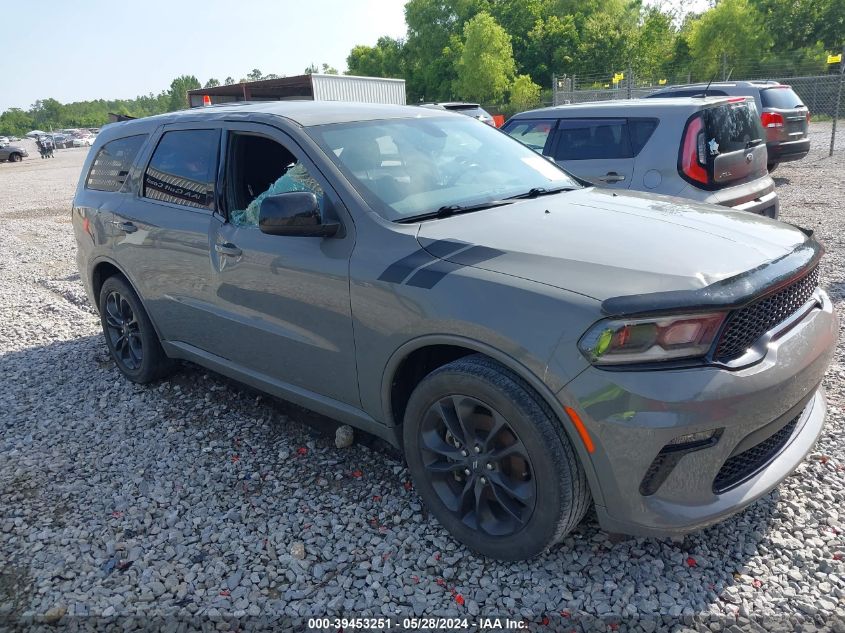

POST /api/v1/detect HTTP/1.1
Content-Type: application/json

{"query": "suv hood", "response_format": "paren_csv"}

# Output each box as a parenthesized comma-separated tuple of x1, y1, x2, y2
(415, 188, 808, 302)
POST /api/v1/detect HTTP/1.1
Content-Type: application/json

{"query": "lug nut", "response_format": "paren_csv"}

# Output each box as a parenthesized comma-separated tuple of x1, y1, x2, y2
(464, 468, 471, 476)
(486, 463, 493, 470)
(474, 446, 481, 454)
(479, 477, 487, 485)
(460, 449, 468, 457)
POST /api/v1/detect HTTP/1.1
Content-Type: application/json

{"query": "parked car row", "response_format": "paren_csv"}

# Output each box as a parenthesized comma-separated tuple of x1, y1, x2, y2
(72, 98, 834, 560)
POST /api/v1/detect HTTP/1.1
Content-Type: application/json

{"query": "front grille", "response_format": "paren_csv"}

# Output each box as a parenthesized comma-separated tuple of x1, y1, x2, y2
(714, 266, 819, 362)
(712, 412, 802, 494)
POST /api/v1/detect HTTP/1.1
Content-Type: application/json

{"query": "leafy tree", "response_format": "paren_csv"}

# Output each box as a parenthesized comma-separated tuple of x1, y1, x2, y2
(224, 76, 236, 85)
(347, 37, 407, 78)
(321, 63, 339, 75)
(304, 63, 338, 75)
(524, 14, 579, 87)
(0, 108, 35, 136)
(404, 0, 489, 101)
(686, 0, 772, 79)
(245, 68, 264, 82)
(204, 78, 221, 88)
(167, 75, 201, 111)
(455, 12, 516, 103)
(510, 74, 542, 111)
(304, 63, 319, 74)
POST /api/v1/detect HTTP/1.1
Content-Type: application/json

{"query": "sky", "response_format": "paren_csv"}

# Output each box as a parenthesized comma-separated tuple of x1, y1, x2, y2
(0, 0, 408, 112)
(0, 0, 709, 114)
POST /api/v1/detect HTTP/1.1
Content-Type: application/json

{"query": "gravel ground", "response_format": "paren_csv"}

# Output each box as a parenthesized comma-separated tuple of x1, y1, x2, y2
(1, 129, 845, 632)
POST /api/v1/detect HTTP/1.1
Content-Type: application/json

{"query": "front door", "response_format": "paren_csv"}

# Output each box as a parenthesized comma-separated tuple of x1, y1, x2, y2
(207, 123, 359, 407)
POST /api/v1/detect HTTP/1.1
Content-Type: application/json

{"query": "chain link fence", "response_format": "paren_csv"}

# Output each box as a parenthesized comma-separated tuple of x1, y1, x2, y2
(552, 67, 845, 159)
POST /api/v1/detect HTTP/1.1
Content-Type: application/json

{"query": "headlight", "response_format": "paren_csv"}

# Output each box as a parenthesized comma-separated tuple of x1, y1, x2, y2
(579, 312, 726, 365)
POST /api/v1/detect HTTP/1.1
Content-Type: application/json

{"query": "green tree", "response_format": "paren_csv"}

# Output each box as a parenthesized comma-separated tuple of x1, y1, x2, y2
(0, 108, 35, 136)
(204, 78, 221, 88)
(304, 63, 319, 74)
(686, 0, 772, 79)
(167, 75, 201, 111)
(454, 12, 516, 103)
(509, 74, 542, 111)
(245, 68, 264, 82)
(404, 0, 489, 101)
(224, 76, 236, 85)
(347, 37, 407, 78)
(524, 14, 579, 88)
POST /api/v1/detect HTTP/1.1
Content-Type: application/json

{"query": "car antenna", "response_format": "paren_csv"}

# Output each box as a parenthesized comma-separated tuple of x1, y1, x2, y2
(695, 70, 718, 97)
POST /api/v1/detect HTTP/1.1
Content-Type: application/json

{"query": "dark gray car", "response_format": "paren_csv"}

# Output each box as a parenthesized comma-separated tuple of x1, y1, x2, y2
(0, 143, 28, 162)
(504, 97, 779, 218)
(72, 102, 836, 560)
(647, 81, 811, 171)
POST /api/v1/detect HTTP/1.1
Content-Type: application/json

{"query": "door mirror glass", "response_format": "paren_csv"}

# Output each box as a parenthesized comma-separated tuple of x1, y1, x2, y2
(258, 192, 339, 237)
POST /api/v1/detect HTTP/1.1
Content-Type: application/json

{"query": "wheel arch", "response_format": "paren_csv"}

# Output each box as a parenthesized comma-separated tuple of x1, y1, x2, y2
(382, 334, 605, 506)
(90, 257, 166, 341)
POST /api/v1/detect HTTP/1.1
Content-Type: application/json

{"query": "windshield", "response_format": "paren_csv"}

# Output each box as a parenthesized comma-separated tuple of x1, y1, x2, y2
(306, 116, 580, 221)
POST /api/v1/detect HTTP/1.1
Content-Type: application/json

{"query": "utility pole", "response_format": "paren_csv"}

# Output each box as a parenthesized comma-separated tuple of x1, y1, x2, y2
(627, 63, 633, 99)
(831, 45, 844, 158)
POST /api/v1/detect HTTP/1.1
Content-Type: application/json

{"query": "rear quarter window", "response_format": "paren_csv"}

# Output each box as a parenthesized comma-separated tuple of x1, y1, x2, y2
(761, 87, 805, 109)
(85, 135, 147, 192)
(703, 101, 764, 154)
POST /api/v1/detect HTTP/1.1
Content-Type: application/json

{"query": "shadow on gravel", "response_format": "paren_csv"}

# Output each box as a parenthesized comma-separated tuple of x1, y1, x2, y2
(1, 334, 793, 630)
(773, 176, 791, 186)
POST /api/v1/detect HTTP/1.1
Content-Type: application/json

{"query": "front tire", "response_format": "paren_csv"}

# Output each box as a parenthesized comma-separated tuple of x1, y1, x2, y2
(767, 162, 779, 173)
(8, 153, 21, 162)
(98, 275, 174, 383)
(403, 355, 591, 560)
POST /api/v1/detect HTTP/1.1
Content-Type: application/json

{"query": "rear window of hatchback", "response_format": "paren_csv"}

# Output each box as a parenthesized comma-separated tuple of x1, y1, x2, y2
(760, 86, 805, 110)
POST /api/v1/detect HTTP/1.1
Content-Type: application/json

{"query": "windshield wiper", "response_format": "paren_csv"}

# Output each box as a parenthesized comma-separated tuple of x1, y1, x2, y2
(505, 186, 577, 199)
(396, 200, 512, 223)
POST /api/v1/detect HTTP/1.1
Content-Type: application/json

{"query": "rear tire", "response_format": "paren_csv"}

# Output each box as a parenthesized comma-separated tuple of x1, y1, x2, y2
(8, 153, 21, 162)
(98, 275, 175, 383)
(403, 354, 591, 560)
(767, 162, 779, 173)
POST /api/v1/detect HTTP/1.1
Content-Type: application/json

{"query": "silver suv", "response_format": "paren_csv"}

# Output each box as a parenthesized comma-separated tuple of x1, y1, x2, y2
(647, 81, 810, 171)
(503, 97, 779, 218)
(73, 102, 835, 560)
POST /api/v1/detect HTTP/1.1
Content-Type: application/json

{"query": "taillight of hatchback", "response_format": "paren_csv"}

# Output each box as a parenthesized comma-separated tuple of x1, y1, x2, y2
(680, 114, 708, 185)
(761, 112, 784, 128)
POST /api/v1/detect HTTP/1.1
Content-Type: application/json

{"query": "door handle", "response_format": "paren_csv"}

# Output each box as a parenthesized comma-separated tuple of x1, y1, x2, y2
(214, 242, 242, 257)
(598, 172, 626, 183)
(112, 220, 138, 233)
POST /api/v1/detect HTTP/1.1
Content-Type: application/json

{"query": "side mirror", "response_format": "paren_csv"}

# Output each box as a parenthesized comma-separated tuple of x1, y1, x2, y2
(258, 192, 339, 238)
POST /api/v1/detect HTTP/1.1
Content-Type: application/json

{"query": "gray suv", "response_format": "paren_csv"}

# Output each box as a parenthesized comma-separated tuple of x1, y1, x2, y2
(647, 81, 810, 171)
(73, 102, 836, 560)
(504, 97, 779, 218)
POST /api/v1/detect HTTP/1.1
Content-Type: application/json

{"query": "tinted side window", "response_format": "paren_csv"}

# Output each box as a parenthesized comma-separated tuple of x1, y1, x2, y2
(554, 119, 631, 160)
(85, 135, 146, 192)
(143, 129, 219, 210)
(649, 89, 727, 98)
(629, 119, 658, 156)
(503, 119, 556, 153)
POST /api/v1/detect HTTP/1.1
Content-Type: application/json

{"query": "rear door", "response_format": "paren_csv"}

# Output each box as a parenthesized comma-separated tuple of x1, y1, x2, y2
(760, 86, 809, 143)
(703, 100, 768, 187)
(550, 118, 633, 188)
(111, 124, 222, 347)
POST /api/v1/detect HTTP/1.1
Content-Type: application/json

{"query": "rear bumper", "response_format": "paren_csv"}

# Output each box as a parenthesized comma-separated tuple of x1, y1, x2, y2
(560, 289, 837, 537)
(767, 139, 810, 163)
(727, 189, 779, 219)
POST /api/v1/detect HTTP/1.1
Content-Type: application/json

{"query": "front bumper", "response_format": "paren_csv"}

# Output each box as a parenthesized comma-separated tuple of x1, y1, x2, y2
(767, 138, 810, 163)
(560, 289, 837, 537)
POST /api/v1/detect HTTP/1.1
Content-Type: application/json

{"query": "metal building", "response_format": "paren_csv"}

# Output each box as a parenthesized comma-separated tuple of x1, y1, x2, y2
(187, 74, 406, 108)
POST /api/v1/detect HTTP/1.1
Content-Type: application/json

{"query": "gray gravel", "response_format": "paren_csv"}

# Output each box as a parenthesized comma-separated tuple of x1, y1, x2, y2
(1, 132, 845, 631)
